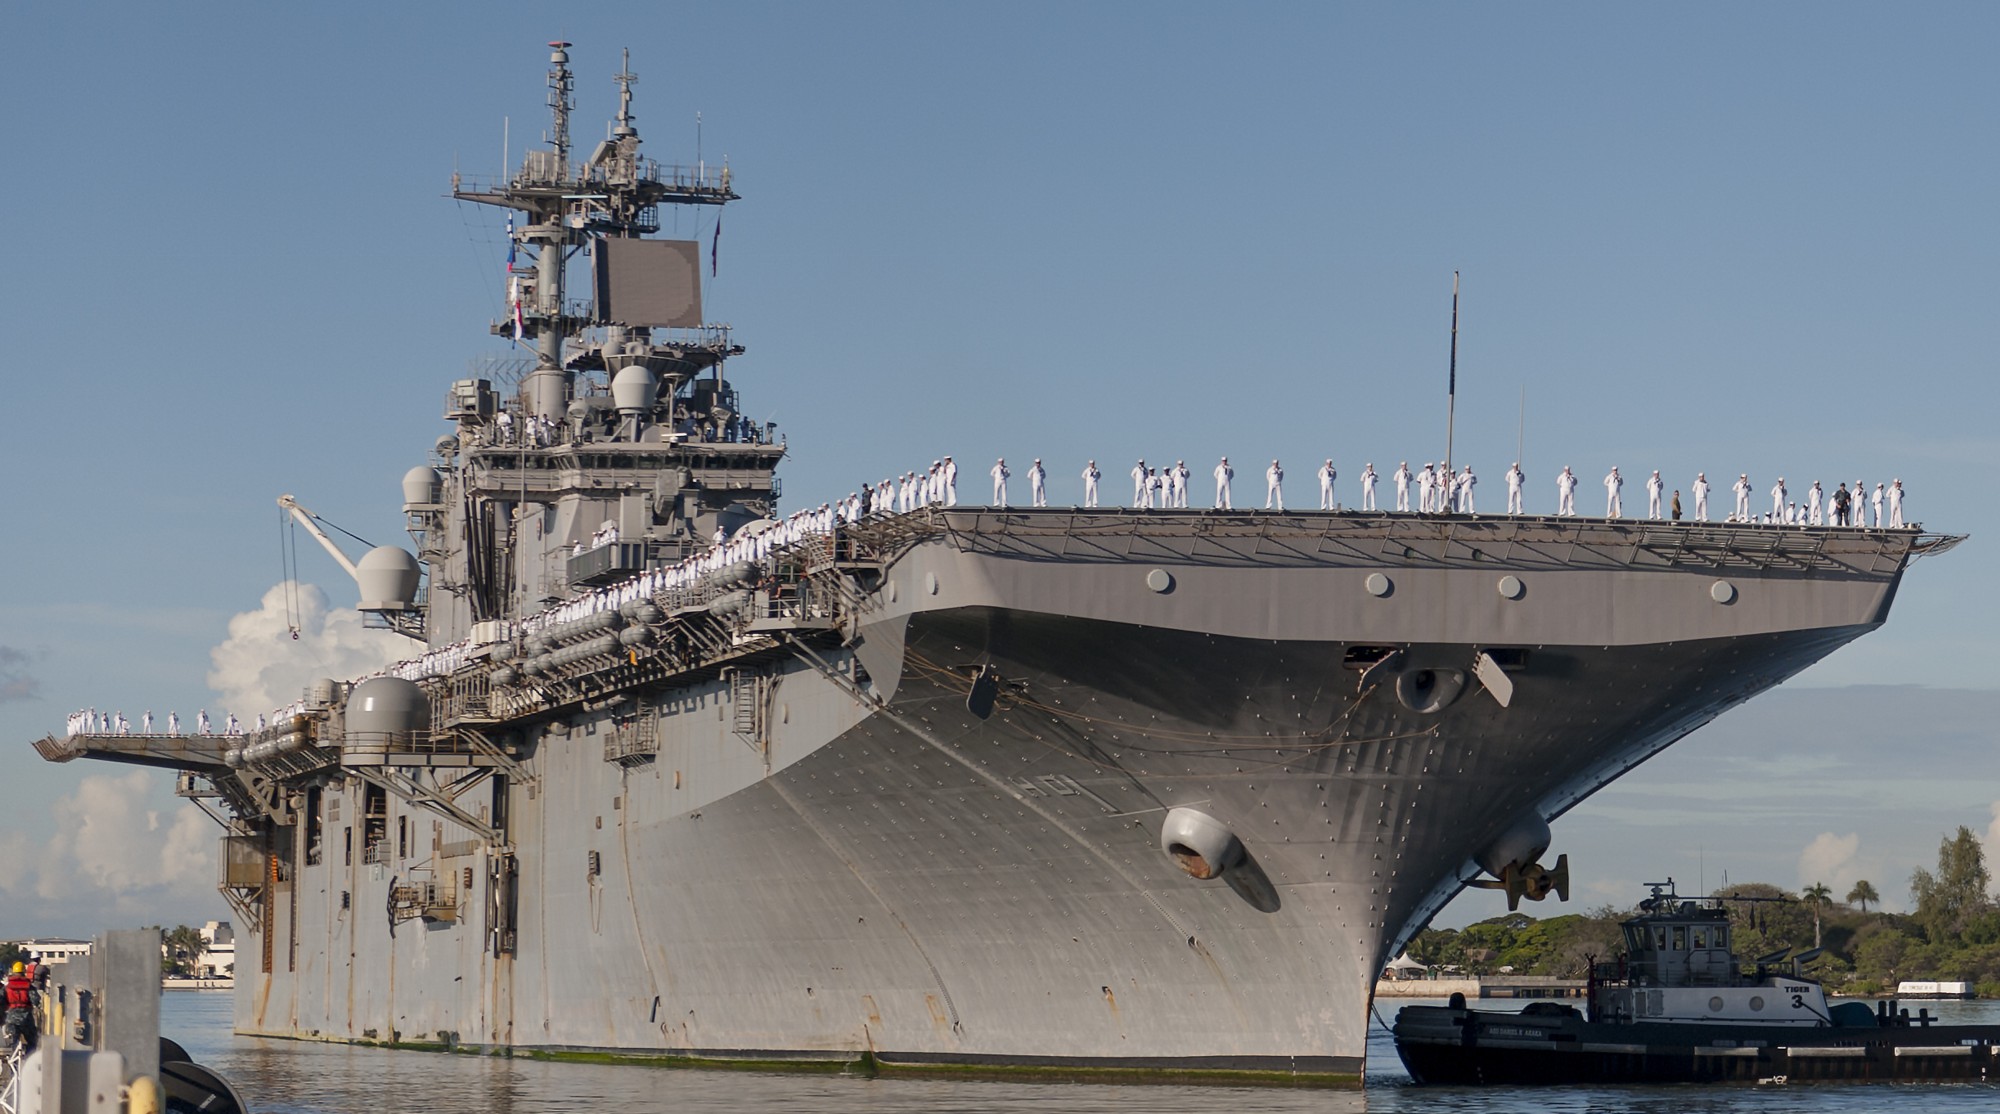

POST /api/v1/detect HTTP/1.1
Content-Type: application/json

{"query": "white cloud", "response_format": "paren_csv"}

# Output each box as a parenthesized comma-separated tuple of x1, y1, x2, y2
(206, 581, 403, 715)
(1798, 831, 1861, 892)
(15, 772, 214, 913)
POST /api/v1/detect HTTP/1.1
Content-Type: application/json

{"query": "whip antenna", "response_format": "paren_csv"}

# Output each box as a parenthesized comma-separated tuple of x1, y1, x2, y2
(1445, 272, 1459, 476)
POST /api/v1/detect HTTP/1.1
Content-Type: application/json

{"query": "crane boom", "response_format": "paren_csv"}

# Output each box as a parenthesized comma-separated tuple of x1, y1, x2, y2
(277, 494, 362, 582)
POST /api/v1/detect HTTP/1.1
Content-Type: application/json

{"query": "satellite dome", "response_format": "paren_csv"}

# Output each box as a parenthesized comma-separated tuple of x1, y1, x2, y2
(402, 467, 441, 510)
(356, 547, 421, 611)
(611, 365, 660, 415)
(344, 676, 429, 753)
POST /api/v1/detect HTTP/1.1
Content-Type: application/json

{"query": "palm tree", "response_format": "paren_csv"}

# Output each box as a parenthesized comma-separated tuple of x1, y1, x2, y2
(161, 925, 208, 978)
(1847, 879, 1880, 914)
(1803, 883, 1833, 949)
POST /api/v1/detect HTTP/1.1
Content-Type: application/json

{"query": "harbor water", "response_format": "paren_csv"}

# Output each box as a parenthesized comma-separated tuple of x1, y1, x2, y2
(161, 992, 2000, 1112)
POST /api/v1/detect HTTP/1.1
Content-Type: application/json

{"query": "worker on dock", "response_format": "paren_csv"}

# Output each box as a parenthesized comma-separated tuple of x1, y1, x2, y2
(3, 960, 36, 1054)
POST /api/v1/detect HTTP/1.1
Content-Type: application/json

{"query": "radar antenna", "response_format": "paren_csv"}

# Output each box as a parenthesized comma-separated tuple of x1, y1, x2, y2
(547, 40, 574, 165)
(613, 48, 637, 138)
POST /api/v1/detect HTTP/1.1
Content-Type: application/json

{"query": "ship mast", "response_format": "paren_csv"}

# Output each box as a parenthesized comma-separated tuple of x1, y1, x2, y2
(526, 41, 576, 419)
(453, 41, 741, 420)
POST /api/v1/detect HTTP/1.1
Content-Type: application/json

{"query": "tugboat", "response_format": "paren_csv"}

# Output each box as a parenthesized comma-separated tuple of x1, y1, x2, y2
(1394, 880, 2000, 1083)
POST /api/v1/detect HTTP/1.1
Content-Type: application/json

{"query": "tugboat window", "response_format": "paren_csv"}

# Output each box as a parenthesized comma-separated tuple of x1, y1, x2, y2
(1654, 927, 1667, 950)
(1672, 927, 1687, 951)
(1691, 927, 1708, 949)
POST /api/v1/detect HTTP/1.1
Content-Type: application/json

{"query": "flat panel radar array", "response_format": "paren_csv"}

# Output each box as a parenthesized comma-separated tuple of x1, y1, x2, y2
(593, 238, 703, 328)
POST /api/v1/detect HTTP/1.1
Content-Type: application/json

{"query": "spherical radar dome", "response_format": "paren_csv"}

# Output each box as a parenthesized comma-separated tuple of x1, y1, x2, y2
(344, 676, 430, 737)
(611, 365, 660, 414)
(402, 466, 441, 509)
(356, 546, 421, 611)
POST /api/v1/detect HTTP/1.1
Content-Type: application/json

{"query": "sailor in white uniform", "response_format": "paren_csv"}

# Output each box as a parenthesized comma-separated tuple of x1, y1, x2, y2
(1556, 466, 1577, 516)
(1604, 467, 1623, 518)
(1317, 459, 1337, 509)
(1360, 463, 1378, 511)
(1732, 474, 1752, 522)
(1214, 457, 1234, 509)
(1393, 462, 1411, 512)
(198, 709, 211, 735)
(1172, 460, 1190, 508)
(1457, 466, 1477, 513)
(941, 456, 958, 505)
(1770, 476, 1787, 519)
(1265, 460, 1285, 510)
(1807, 481, 1824, 526)
(1417, 464, 1435, 513)
(991, 458, 1009, 506)
(1150, 468, 1166, 508)
(1132, 460, 1149, 508)
(1888, 480, 1905, 527)
(1692, 473, 1711, 521)
(1872, 482, 1886, 527)
(1028, 459, 1047, 507)
(1646, 471, 1664, 519)
(168, 711, 180, 735)
(1505, 462, 1525, 515)
(1082, 460, 1101, 508)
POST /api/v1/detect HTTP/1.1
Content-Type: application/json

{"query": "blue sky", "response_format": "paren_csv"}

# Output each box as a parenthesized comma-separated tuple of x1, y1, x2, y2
(1, 2, 1994, 935)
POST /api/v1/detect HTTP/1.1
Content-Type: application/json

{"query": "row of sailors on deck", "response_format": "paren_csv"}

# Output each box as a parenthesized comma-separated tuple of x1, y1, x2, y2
(66, 708, 247, 737)
(958, 458, 1910, 526)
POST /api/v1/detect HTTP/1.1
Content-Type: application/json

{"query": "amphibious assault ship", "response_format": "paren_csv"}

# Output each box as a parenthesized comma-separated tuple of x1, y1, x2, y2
(34, 44, 1961, 1085)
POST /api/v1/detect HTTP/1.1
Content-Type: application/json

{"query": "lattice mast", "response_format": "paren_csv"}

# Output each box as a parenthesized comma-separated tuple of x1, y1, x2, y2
(452, 41, 740, 421)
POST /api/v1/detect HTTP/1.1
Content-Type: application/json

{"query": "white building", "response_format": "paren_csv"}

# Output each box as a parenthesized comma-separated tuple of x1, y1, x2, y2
(10, 938, 91, 979)
(195, 921, 235, 979)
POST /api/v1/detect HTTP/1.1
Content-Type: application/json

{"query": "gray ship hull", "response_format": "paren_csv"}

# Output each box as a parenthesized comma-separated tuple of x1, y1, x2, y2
(223, 512, 1939, 1083)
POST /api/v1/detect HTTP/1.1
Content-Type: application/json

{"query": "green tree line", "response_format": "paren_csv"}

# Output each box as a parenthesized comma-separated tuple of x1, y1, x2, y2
(1407, 826, 2000, 997)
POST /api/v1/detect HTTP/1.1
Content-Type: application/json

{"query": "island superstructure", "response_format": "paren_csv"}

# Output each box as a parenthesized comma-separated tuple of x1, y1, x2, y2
(32, 43, 1961, 1085)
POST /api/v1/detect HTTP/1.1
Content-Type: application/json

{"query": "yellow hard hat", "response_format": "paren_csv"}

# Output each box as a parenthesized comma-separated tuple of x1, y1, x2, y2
(8, 962, 20, 975)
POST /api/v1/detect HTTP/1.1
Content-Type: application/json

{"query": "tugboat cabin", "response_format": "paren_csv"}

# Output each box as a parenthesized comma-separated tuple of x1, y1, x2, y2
(1592, 882, 1831, 1026)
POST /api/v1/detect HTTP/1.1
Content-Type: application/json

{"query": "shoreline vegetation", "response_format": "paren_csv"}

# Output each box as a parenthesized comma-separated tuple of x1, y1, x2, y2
(1406, 826, 2000, 998)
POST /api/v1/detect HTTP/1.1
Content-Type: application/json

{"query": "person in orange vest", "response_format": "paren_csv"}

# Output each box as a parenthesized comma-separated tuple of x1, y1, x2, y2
(2, 960, 37, 1053)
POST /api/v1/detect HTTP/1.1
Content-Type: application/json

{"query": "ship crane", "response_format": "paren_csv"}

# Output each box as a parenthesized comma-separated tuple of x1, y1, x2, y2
(277, 494, 425, 641)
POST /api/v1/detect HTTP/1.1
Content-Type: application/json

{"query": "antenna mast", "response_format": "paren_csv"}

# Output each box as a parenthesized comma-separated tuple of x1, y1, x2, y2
(1444, 271, 1460, 477)
(547, 40, 574, 164)
(613, 48, 637, 137)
